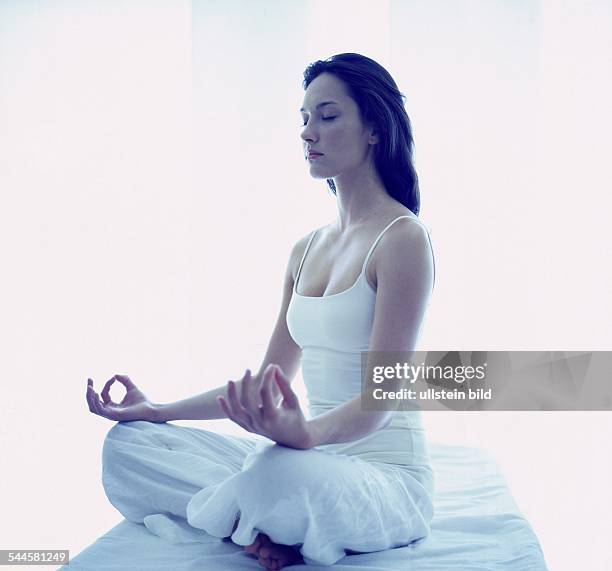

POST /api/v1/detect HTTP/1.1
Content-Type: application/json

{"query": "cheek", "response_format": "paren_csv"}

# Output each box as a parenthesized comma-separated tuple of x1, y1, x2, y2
(327, 125, 351, 142)
(333, 129, 368, 162)
(326, 126, 357, 153)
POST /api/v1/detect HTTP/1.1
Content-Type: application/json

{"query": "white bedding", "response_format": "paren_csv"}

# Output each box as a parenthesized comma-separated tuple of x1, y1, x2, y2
(60, 441, 548, 570)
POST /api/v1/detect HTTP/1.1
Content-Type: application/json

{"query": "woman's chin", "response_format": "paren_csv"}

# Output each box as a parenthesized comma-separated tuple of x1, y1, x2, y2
(307, 167, 335, 180)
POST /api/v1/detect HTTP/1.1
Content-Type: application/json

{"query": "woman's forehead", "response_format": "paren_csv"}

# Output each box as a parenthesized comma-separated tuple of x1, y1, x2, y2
(300, 99, 340, 113)
(301, 75, 351, 111)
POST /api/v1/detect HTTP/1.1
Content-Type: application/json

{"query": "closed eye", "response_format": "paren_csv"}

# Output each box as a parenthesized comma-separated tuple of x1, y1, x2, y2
(300, 116, 337, 127)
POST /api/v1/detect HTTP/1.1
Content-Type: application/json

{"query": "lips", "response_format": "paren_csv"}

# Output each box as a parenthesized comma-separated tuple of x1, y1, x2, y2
(307, 151, 323, 158)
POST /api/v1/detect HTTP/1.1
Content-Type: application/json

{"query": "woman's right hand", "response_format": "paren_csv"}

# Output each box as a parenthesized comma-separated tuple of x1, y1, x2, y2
(86, 375, 158, 422)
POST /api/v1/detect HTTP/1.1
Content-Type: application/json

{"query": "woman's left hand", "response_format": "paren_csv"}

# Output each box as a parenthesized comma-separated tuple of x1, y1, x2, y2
(218, 364, 314, 450)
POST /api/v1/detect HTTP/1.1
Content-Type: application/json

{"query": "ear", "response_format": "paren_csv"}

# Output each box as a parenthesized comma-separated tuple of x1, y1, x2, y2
(367, 126, 379, 146)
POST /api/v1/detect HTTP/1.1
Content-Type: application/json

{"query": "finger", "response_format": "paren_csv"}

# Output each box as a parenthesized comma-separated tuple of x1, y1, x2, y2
(244, 372, 265, 426)
(218, 395, 249, 431)
(217, 396, 230, 419)
(226, 381, 244, 418)
(227, 381, 254, 425)
(239, 370, 258, 416)
(273, 367, 299, 409)
(87, 382, 107, 417)
(259, 373, 277, 418)
(225, 381, 239, 416)
(261, 363, 277, 392)
(268, 364, 285, 406)
(264, 363, 276, 379)
(113, 374, 136, 391)
(90, 389, 111, 419)
(86, 381, 96, 413)
(100, 376, 117, 405)
(220, 381, 244, 428)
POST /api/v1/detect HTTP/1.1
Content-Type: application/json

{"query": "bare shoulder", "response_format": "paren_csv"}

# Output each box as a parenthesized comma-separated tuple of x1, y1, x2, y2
(288, 225, 329, 281)
(371, 207, 430, 254)
(380, 210, 431, 255)
(367, 209, 433, 288)
(392, 211, 429, 235)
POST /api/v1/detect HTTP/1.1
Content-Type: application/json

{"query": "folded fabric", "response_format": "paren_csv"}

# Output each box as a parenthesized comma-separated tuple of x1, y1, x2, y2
(62, 439, 548, 570)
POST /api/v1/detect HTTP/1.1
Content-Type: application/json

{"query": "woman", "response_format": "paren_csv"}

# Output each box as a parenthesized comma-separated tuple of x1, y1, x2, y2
(86, 53, 436, 569)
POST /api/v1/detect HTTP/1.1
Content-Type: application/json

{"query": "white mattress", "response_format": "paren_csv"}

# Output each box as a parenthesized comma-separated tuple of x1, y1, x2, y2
(60, 441, 548, 570)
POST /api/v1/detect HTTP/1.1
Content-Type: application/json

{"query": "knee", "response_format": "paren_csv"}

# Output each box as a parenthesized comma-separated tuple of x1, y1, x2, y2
(104, 420, 154, 444)
(102, 421, 151, 466)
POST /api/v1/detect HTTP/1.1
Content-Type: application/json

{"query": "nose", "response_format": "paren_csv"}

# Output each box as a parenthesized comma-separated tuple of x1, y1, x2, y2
(300, 122, 317, 145)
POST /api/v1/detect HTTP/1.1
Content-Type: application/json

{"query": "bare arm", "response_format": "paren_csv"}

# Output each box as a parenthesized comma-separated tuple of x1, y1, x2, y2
(152, 235, 309, 423)
(306, 220, 435, 447)
(151, 383, 241, 422)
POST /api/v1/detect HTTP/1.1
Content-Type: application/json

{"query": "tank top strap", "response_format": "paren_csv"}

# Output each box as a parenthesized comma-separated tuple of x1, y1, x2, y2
(361, 215, 427, 274)
(294, 229, 319, 290)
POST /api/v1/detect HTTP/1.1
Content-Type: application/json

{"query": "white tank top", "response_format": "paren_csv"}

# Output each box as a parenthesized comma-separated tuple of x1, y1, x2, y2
(286, 215, 435, 466)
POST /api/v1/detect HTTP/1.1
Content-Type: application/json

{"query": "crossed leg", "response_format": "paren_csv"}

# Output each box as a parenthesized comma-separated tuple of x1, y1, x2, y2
(103, 422, 304, 568)
(103, 421, 431, 568)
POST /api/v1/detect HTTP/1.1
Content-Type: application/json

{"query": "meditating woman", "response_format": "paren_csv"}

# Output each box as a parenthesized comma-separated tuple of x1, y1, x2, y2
(86, 52, 436, 569)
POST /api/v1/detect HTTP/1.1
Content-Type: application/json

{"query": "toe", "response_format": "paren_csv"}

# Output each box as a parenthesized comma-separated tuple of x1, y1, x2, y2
(245, 532, 267, 554)
(244, 539, 260, 554)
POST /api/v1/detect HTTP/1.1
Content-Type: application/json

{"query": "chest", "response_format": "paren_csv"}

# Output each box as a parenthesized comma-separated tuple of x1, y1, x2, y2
(296, 232, 379, 298)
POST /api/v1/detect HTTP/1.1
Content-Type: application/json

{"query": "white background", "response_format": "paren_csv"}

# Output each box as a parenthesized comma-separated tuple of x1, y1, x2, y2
(0, 1, 611, 570)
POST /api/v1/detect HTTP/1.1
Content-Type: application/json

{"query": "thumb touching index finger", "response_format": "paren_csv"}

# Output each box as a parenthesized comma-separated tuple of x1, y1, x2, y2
(114, 374, 136, 390)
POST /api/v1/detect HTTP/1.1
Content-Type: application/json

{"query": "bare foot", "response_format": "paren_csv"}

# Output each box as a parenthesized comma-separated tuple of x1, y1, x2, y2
(244, 533, 303, 570)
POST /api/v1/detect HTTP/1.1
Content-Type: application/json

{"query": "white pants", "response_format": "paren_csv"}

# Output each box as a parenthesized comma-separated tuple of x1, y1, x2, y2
(102, 420, 434, 566)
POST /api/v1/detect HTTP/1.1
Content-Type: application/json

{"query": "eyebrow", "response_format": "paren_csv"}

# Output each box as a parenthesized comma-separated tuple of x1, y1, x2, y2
(299, 100, 339, 113)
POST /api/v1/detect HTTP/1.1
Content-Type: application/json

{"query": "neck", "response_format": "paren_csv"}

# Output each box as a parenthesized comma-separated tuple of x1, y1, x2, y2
(332, 160, 391, 232)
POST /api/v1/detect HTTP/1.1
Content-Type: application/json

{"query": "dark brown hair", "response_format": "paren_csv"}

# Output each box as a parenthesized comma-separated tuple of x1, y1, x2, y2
(303, 53, 421, 216)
